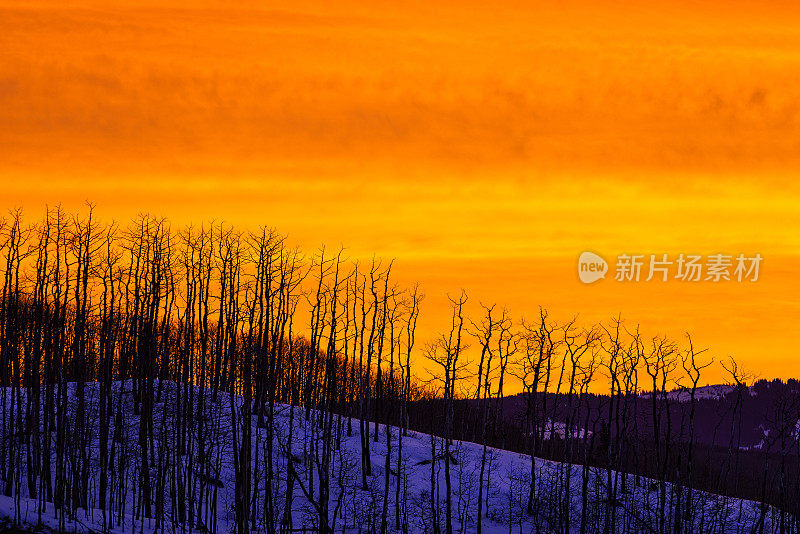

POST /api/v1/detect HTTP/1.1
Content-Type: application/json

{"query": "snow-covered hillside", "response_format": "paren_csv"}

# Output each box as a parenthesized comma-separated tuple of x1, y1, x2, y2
(0, 381, 778, 534)
(661, 384, 761, 403)
(636, 384, 744, 403)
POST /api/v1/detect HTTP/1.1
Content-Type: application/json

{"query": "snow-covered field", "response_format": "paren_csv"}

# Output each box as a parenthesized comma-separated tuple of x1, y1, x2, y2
(0, 381, 777, 534)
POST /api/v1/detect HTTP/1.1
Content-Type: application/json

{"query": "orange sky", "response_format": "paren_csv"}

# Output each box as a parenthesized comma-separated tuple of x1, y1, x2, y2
(2, 0, 800, 386)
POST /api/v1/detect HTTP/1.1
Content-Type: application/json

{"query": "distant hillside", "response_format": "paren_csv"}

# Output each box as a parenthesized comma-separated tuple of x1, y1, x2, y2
(487, 378, 800, 451)
(409, 378, 800, 515)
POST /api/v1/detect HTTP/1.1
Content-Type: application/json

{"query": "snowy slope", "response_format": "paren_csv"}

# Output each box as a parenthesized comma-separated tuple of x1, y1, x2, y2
(0, 381, 777, 534)
(662, 384, 760, 403)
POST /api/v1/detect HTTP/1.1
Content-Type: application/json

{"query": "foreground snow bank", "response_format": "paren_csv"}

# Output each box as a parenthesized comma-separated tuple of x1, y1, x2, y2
(0, 381, 777, 534)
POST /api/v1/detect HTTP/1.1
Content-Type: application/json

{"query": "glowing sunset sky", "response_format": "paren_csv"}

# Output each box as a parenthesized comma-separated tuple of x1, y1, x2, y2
(2, 0, 800, 383)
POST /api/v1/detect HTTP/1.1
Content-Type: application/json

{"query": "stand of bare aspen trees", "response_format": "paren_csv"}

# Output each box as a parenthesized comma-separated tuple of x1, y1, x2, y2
(0, 206, 798, 534)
